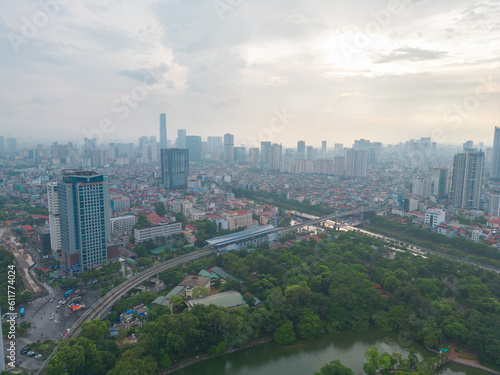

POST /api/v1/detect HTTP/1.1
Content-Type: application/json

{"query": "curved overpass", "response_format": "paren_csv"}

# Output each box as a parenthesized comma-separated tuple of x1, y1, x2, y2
(37, 248, 217, 374)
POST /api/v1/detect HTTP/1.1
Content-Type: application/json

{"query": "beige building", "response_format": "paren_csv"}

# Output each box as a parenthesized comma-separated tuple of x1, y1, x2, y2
(224, 211, 252, 230)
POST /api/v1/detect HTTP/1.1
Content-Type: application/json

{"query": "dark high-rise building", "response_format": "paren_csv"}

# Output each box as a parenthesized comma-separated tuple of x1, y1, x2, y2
(161, 148, 189, 190)
(432, 168, 449, 197)
(57, 171, 110, 275)
(159, 113, 167, 150)
(224, 133, 234, 161)
(491, 127, 500, 181)
(185, 135, 202, 162)
(450, 150, 484, 209)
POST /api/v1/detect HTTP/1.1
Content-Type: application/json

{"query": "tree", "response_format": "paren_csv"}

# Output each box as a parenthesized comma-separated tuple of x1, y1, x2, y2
(192, 287, 209, 299)
(315, 360, 354, 375)
(80, 319, 109, 345)
(273, 320, 296, 345)
(154, 202, 166, 217)
(169, 295, 186, 313)
(297, 309, 323, 339)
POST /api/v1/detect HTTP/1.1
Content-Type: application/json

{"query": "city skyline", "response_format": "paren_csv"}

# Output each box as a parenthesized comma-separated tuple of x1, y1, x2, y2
(1, 1, 499, 145)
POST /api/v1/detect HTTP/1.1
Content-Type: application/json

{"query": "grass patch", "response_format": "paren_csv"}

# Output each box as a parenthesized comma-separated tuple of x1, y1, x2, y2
(458, 354, 477, 360)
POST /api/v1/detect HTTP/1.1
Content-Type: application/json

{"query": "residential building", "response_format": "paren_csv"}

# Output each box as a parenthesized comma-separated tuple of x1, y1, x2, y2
(47, 182, 61, 258)
(111, 197, 130, 211)
(489, 190, 500, 216)
(492, 127, 500, 181)
(431, 168, 449, 197)
(412, 178, 431, 198)
(224, 133, 234, 161)
(270, 143, 282, 171)
(297, 140, 306, 160)
(176, 129, 186, 149)
(261, 141, 272, 167)
(160, 148, 189, 190)
(224, 210, 252, 230)
(133, 222, 182, 243)
(450, 150, 485, 209)
(111, 216, 136, 233)
(186, 136, 202, 162)
(424, 208, 446, 227)
(57, 171, 111, 274)
(346, 149, 367, 178)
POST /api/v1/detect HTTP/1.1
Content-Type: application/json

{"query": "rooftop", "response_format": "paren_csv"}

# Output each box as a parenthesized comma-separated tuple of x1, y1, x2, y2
(206, 224, 275, 247)
(185, 291, 246, 309)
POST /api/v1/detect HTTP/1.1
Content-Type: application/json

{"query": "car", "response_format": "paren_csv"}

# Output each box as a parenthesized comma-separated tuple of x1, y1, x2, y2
(61, 300, 66, 305)
(35, 354, 42, 359)
(54, 320, 58, 324)
(27, 351, 35, 356)
(21, 347, 29, 354)
(61, 317, 64, 321)
(49, 298, 54, 303)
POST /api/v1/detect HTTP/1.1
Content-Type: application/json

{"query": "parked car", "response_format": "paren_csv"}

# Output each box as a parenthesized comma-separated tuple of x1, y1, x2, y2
(49, 298, 54, 303)
(35, 354, 42, 359)
(54, 320, 58, 324)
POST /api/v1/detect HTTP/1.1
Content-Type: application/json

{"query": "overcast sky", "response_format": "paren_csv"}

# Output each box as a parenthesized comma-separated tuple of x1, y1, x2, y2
(1, 0, 499, 148)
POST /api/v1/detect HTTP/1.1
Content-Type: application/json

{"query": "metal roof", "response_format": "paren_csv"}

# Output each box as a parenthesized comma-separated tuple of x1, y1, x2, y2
(206, 225, 275, 247)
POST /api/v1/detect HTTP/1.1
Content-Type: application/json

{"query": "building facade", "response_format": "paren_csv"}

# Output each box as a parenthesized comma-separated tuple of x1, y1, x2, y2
(47, 182, 61, 258)
(450, 150, 485, 210)
(161, 148, 189, 190)
(134, 222, 182, 243)
(57, 171, 111, 274)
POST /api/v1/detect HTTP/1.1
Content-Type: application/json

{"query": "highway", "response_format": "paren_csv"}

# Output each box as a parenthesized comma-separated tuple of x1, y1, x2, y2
(37, 248, 217, 374)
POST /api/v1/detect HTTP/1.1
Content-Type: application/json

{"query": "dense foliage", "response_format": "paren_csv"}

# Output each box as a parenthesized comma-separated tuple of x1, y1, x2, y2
(0, 248, 31, 313)
(46, 230, 500, 374)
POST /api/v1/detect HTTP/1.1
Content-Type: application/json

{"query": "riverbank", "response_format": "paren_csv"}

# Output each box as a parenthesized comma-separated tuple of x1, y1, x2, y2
(160, 335, 274, 374)
(427, 345, 500, 375)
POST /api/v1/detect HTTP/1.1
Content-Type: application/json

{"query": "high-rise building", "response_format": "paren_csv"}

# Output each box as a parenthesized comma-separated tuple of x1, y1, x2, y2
(270, 143, 282, 171)
(297, 140, 306, 160)
(47, 182, 61, 259)
(463, 140, 474, 151)
(450, 150, 485, 209)
(207, 136, 222, 156)
(6, 138, 17, 152)
(0, 135, 4, 151)
(57, 171, 110, 274)
(412, 178, 431, 198)
(161, 148, 189, 190)
(177, 129, 186, 149)
(223, 133, 234, 161)
(346, 149, 368, 178)
(234, 147, 246, 164)
(431, 168, 449, 197)
(159, 113, 167, 150)
(248, 148, 259, 165)
(489, 190, 500, 217)
(261, 141, 272, 167)
(185, 136, 202, 162)
(333, 156, 346, 176)
(321, 141, 327, 158)
(491, 127, 500, 181)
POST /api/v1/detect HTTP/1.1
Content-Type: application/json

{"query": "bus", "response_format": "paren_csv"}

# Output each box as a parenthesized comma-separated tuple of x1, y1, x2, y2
(20, 307, 25, 317)
(64, 289, 74, 298)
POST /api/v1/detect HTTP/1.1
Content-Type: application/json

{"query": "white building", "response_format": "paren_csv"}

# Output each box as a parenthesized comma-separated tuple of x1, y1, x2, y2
(187, 207, 206, 222)
(47, 182, 61, 258)
(424, 208, 446, 227)
(134, 222, 182, 243)
(489, 191, 500, 216)
(111, 216, 136, 233)
(471, 229, 482, 243)
(413, 179, 431, 199)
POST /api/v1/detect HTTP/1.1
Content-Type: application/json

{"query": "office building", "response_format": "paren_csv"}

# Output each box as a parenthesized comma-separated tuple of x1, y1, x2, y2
(450, 150, 485, 209)
(159, 113, 167, 150)
(161, 148, 189, 190)
(177, 129, 186, 149)
(346, 149, 368, 178)
(491, 127, 500, 181)
(57, 171, 110, 274)
(424, 208, 446, 227)
(134, 222, 182, 243)
(185, 136, 202, 162)
(111, 216, 136, 233)
(207, 136, 222, 156)
(224, 133, 234, 161)
(111, 197, 130, 211)
(47, 182, 61, 258)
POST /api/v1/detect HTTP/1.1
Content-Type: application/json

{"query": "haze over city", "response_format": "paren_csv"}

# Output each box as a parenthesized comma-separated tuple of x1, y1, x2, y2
(1, 0, 500, 146)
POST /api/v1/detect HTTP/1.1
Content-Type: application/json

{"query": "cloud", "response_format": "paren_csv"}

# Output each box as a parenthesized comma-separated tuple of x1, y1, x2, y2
(374, 47, 448, 64)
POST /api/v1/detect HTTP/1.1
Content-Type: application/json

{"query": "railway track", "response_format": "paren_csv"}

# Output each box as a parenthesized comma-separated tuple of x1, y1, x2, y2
(37, 248, 217, 374)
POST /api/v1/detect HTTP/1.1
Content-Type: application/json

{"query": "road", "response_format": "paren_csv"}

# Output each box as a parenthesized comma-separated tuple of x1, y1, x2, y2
(37, 248, 217, 374)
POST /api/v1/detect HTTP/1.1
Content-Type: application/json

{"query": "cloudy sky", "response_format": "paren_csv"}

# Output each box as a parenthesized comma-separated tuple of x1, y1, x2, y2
(1, 0, 499, 148)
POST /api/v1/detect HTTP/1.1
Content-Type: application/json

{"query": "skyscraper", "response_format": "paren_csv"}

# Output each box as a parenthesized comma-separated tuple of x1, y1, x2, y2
(270, 143, 282, 171)
(176, 129, 186, 149)
(346, 149, 368, 178)
(207, 136, 222, 156)
(223, 133, 234, 161)
(47, 182, 61, 259)
(0, 135, 4, 151)
(261, 141, 271, 167)
(159, 113, 167, 150)
(185, 135, 202, 162)
(491, 127, 500, 181)
(57, 171, 110, 274)
(297, 140, 306, 160)
(450, 150, 485, 209)
(321, 141, 327, 158)
(161, 149, 189, 190)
